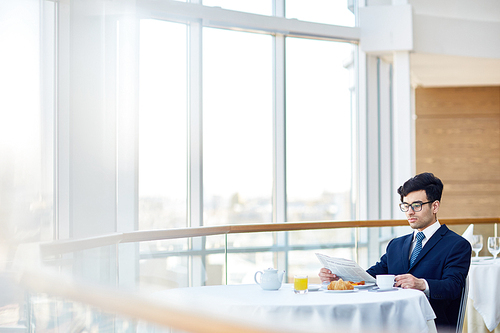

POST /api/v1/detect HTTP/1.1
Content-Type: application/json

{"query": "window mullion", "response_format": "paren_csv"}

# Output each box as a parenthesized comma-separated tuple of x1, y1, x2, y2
(188, 20, 204, 286)
(273, 34, 286, 225)
(273, 0, 287, 275)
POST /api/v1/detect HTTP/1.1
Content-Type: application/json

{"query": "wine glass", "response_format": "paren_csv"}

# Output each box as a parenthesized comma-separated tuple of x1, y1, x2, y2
(470, 235, 483, 258)
(487, 237, 500, 260)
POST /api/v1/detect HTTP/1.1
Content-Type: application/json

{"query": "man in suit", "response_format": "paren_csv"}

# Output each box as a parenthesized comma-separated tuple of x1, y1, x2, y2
(319, 172, 471, 331)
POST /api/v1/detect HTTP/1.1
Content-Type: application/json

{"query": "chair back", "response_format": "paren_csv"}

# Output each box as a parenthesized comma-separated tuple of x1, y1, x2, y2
(456, 275, 469, 333)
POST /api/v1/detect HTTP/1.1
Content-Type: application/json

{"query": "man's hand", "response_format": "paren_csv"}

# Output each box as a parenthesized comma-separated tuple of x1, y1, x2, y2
(395, 274, 426, 291)
(318, 268, 339, 283)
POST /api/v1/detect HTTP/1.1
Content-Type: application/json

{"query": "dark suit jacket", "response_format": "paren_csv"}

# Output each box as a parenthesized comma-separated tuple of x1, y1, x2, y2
(366, 224, 471, 330)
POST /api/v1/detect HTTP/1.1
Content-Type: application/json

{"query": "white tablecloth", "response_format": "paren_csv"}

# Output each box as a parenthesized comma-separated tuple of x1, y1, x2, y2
(154, 284, 436, 333)
(469, 258, 500, 331)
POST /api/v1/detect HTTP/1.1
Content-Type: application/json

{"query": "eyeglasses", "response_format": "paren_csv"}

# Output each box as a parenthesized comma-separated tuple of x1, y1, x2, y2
(399, 201, 434, 212)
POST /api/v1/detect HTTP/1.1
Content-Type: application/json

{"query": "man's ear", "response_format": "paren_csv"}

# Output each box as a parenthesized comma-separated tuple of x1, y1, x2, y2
(432, 200, 440, 214)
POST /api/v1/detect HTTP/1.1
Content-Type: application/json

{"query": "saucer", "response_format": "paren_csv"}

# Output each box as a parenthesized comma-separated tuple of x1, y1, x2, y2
(325, 289, 358, 293)
(369, 287, 399, 292)
(308, 285, 321, 291)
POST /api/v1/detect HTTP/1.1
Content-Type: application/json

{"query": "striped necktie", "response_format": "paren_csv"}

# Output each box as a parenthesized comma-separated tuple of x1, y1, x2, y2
(410, 232, 425, 267)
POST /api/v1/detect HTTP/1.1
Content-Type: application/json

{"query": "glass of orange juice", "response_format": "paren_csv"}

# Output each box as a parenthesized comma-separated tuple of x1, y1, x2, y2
(294, 275, 308, 294)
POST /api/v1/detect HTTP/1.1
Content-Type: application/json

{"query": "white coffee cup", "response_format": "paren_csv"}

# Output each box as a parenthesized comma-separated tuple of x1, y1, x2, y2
(376, 274, 395, 290)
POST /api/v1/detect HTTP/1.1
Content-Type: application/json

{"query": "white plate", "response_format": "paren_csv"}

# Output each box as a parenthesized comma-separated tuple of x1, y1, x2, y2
(354, 282, 376, 289)
(472, 259, 496, 265)
(324, 289, 358, 293)
(308, 285, 321, 291)
(370, 287, 399, 292)
(472, 256, 493, 261)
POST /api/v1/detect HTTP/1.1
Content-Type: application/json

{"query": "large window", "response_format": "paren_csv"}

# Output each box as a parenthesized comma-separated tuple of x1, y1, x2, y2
(203, 28, 273, 226)
(0, 0, 54, 252)
(138, 20, 188, 230)
(286, 37, 354, 222)
(132, 3, 358, 288)
(2, 0, 362, 294)
(137, 23, 356, 230)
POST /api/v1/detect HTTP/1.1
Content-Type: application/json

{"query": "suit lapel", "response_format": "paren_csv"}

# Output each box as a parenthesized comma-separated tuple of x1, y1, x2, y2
(402, 234, 413, 271)
(409, 224, 448, 271)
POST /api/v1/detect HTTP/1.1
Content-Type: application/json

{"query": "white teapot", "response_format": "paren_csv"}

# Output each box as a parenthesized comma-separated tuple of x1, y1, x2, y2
(254, 268, 285, 290)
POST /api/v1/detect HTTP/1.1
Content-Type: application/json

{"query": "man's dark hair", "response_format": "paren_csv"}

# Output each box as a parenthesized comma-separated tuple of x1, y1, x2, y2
(397, 172, 444, 203)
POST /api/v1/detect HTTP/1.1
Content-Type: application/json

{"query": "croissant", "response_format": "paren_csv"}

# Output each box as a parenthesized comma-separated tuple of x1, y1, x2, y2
(327, 278, 354, 291)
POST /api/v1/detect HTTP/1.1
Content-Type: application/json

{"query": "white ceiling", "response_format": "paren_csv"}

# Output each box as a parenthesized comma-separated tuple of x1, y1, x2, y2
(410, 53, 500, 88)
(365, 0, 500, 88)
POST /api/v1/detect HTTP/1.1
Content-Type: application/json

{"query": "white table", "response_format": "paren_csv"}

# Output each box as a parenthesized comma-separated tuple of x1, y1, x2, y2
(468, 258, 500, 332)
(153, 284, 436, 333)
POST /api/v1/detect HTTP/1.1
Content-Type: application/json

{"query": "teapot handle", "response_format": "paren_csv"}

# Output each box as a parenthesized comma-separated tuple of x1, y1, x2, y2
(254, 271, 263, 285)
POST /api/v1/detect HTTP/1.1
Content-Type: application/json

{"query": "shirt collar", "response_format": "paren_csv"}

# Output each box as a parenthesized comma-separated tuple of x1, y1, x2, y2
(413, 220, 441, 241)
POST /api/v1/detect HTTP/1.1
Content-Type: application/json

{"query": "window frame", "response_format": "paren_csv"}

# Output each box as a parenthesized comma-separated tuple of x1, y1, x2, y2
(135, 0, 360, 229)
(132, 1, 360, 286)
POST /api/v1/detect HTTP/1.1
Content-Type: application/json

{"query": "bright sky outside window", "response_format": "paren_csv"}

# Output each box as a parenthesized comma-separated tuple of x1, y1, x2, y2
(203, 27, 273, 226)
(0, 0, 55, 246)
(138, 19, 188, 230)
(286, 37, 353, 222)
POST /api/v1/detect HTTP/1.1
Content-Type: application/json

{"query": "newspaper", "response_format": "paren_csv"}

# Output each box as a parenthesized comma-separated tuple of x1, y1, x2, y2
(316, 253, 376, 283)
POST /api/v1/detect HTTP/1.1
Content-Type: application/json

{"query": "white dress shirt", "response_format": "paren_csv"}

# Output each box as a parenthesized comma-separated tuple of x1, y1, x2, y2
(410, 220, 441, 254)
(409, 220, 441, 297)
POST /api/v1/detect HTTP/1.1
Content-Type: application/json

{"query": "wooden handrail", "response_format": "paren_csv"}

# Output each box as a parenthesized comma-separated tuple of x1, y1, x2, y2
(40, 217, 499, 256)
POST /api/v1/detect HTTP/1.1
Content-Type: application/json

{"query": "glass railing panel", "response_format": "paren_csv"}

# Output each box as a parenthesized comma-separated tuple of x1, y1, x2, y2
(26, 292, 165, 333)
(226, 232, 277, 285)
(226, 229, 360, 285)
(28, 295, 124, 332)
(136, 234, 227, 291)
(227, 251, 275, 285)
(287, 249, 327, 285)
(355, 226, 410, 269)
(288, 228, 355, 246)
(287, 228, 357, 284)
(357, 245, 369, 270)
(226, 231, 274, 249)
(139, 237, 189, 255)
(0, 272, 28, 331)
(9, 222, 490, 332)
(129, 222, 484, 293)
(203, 252, 226, 286)
(41, 245, 119, 288)
(36, 223, 484, 296)
(138, 252, 190, 291)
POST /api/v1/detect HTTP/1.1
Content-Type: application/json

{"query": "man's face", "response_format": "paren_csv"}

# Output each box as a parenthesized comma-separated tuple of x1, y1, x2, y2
(402, 190, 439, 231)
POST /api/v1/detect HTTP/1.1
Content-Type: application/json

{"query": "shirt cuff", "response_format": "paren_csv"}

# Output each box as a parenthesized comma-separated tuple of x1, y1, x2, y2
(423, 279, 430, 297)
